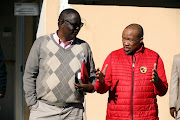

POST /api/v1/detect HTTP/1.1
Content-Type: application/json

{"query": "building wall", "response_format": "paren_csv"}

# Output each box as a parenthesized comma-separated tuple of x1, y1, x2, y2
(40, 0, 180, 120)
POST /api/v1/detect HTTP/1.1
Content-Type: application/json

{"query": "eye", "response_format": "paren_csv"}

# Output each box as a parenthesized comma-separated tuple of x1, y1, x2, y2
(122, 37, 127, 41)
(129, 39, 134, 42)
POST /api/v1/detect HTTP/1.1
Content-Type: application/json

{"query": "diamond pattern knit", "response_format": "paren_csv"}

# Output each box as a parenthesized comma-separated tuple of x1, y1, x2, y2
(23, 33, 96, 107)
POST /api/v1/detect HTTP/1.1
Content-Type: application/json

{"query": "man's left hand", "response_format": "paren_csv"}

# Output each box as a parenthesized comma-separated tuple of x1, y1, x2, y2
(150, 63, 159, 84)
(74, 82, 94, 92)
(170, 108, 177, 118)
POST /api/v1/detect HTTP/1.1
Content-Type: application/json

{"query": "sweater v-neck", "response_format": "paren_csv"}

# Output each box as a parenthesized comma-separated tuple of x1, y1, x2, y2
(50, 33, 75, 51)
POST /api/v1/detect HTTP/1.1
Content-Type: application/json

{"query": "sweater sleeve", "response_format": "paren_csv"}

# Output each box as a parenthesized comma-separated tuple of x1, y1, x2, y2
(153, 56, 168, 96)
(0, 46, 7, 95)
(95, 53, 112, 94)
(169, 55, 179, 108)
(87, 44, 96, 88)
(23, 39, 40, 108)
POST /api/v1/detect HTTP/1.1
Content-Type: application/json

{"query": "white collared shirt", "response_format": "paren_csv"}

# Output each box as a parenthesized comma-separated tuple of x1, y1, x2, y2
(53, 32, 74, 49)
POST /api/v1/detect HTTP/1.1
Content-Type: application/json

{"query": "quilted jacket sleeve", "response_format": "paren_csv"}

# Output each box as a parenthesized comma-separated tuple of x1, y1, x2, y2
(95, 53, 112, 94)
(153, 56, 168, 96)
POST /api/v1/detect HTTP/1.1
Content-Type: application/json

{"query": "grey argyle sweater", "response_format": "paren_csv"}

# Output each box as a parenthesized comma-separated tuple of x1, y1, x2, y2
(23, 33, 96, 108)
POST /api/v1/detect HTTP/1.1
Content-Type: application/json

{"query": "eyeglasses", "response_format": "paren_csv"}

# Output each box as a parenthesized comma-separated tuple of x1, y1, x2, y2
(64, 20, 84, 28)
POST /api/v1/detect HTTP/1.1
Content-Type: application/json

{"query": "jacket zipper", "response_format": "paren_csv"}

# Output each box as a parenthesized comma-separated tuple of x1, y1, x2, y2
(131, 55, 135, 120)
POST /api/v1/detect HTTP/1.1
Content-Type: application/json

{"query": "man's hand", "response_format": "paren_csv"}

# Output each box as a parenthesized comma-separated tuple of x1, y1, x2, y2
(170, 108, 177, 118)
(96, 64, 108, 84)
(74, 82, 94, 92)
(0, 94, 4, 99)
(150, 63, 159, 84)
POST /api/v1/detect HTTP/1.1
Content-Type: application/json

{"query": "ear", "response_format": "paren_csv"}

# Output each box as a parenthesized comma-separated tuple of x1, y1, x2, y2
(140, 37, 143, 43)
(59, 20, 64, 29)
(61, 24, 65, 29)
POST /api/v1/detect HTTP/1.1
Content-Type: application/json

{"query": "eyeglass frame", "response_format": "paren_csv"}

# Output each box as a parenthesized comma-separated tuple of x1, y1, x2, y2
(63, 19, 84, 29)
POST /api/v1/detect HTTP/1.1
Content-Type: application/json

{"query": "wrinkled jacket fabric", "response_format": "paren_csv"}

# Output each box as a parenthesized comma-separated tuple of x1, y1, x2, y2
(95, 45, 168, 120)
(169, 54, 180, 111)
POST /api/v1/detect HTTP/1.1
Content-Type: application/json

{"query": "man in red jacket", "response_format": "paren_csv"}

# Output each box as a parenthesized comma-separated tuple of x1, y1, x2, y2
(95, 24, 168, 120)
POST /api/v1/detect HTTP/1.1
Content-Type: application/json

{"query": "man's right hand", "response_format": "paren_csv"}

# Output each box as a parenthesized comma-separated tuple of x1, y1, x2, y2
(170, 108, 177, 118)
(96, 64, 108, 84)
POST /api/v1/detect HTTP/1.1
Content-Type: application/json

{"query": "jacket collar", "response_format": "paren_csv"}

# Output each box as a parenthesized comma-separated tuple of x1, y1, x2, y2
(135, 43, 145, 54)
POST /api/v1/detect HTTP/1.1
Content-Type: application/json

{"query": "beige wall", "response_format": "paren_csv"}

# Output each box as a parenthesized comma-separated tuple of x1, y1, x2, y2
(44, 1, 180, 120)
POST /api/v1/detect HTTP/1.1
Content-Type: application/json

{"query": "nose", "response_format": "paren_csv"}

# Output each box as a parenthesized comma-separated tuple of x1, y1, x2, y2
(123, 39, 129, 46)
(75, 26, 80, 30)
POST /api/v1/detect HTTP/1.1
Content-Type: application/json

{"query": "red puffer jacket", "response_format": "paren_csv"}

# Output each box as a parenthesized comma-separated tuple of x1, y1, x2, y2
(95, 45, 168, 120)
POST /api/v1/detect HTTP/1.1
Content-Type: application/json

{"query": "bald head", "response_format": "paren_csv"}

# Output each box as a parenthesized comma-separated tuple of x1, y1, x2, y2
(125, 24, 144, 38)
(122, 23, 144, 55)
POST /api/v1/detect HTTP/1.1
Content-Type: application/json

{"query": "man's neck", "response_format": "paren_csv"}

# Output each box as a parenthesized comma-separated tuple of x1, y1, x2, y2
(57, 31, 71, 44)
(133, 44, 143, 55)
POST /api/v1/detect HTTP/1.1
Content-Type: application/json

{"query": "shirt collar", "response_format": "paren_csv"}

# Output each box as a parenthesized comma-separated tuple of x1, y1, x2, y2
(54, 31, 74, 45)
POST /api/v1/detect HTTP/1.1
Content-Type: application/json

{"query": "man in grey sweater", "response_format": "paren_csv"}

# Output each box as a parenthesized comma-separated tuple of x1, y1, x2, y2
(23, 8, 96, 120)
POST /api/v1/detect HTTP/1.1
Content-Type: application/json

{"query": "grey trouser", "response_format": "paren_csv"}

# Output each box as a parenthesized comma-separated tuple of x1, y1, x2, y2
(29, 101, 83, 120)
